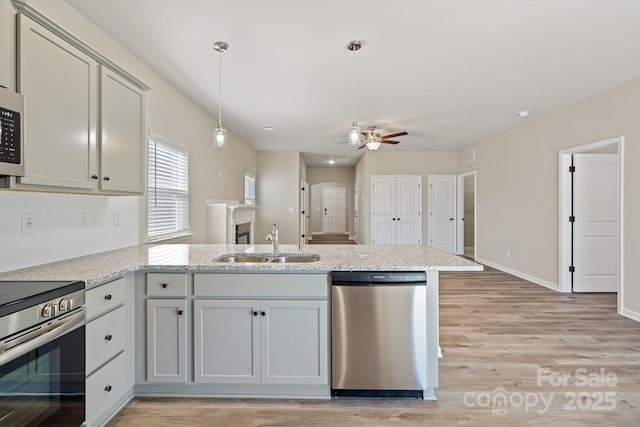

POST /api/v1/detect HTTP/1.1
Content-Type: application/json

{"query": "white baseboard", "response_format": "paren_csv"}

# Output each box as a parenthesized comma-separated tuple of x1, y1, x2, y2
(474, 257, 560, 291)
(620, 307, 640, 322)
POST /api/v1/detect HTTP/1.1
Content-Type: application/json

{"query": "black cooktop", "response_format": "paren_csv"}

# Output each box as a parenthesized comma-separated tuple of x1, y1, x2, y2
(0, 280, 85, 317)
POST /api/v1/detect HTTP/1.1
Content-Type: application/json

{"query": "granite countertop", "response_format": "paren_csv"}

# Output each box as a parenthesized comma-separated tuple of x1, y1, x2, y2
(0, 244, 483, 288)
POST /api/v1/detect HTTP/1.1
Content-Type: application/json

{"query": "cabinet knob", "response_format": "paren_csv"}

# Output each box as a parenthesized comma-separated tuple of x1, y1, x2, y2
(261, 311, 266, 316)
(103, 176, 110, 181)
(178, 310, 184, 316)
(397, 218, 401, 221)
(105, 385, 112, 392)
(161, 283, 168, 288)
(104, 294, 112, 301)
(253, 311, 258, 316)
(105, 334, 112, 341)
(91, 174, 98, 180)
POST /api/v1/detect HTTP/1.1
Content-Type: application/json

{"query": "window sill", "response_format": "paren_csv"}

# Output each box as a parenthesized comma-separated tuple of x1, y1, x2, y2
(147, 232, 194, 244)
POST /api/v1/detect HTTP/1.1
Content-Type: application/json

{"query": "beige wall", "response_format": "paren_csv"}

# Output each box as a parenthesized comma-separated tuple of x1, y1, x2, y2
(11, 0, 257, 245)
(256, 152, 300, 244)
(307, 167, 355, 237)
(460, 77, 640, 320)
(356, 150, 459, 244)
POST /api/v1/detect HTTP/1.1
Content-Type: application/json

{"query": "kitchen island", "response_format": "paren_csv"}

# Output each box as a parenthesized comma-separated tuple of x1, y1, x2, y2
(0, 244, 481, 426)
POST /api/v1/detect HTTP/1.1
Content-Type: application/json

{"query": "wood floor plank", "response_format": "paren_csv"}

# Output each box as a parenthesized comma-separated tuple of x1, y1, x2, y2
(108, 263, 640, 426)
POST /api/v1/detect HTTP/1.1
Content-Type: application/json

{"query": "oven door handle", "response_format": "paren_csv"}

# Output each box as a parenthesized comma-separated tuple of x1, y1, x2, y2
(0, 307, 85, 366)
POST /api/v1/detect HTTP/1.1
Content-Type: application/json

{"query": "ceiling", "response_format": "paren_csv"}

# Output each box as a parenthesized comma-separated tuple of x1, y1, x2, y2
(65, 0, 640, 167)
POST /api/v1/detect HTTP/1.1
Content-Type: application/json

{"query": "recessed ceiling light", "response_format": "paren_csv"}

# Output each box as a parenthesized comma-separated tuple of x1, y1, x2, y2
(329, 160, 335, 165)
(263, 124, 274, 131)
(517, 110, 532, 117)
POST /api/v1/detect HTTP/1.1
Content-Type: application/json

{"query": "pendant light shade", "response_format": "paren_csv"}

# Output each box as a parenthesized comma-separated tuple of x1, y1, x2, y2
(347, 40, 362, 147)
(349, 121, 360, 146)
(213, 41, 228, 148)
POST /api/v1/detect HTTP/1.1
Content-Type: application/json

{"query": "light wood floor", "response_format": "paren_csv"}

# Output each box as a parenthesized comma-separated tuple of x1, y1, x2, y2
(108, 265, 640, 426)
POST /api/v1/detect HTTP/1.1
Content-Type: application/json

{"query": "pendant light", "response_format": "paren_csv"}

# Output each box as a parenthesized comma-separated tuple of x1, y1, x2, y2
(347, 40, 362, 147)
(213, 41, 228, 148)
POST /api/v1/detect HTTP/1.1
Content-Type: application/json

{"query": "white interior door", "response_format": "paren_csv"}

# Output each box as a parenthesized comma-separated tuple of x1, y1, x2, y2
(428, 175, 456, 253)
(372, 177, 396, 244)
(573, 154, 619, 292)
(323, 187, 346, 233)
(395, 176, 422, 244)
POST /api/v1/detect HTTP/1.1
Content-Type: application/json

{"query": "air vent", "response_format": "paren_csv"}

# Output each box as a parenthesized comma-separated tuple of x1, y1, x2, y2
(465, 148, 476, 163)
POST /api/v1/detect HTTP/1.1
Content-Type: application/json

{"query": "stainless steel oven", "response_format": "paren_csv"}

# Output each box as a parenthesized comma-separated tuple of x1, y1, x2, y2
(0, 281, 85, 426)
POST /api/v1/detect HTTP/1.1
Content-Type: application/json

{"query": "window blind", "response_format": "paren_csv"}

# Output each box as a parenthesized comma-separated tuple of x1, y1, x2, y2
(148, 138, 189, 239)
(245, 173, 255, 205)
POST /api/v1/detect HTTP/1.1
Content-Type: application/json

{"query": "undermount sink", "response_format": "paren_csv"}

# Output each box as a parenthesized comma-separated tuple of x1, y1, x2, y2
(213, 253, 320, 263)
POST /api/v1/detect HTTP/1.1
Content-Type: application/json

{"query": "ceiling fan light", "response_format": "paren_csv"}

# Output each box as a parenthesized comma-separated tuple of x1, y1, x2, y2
(366, 141, 381, 151)
(348, 121, 361, 147)
(214, 123, 227, 148)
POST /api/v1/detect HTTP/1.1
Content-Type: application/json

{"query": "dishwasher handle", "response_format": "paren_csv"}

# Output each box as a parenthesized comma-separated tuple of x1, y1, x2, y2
(331, 271, 426, 285)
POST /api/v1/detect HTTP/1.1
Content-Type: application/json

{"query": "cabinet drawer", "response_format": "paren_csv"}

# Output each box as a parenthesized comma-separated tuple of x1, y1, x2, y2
(194, 274, 328, 298)
(86, 277, 125, 320)
(86, 351, 127, 427)
(86, 306, 126, 375)
(147, 273, 187, 297)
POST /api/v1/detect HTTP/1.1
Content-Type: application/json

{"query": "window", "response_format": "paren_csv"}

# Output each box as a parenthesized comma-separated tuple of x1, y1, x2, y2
(244, 173, 256, 205)
(148, 134, 189, 240)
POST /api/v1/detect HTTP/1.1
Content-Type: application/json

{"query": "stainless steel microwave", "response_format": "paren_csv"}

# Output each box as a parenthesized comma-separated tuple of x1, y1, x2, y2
(0, 88, 25, 176)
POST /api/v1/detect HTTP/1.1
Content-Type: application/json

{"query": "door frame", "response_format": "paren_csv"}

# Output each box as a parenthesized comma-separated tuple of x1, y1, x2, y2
(558, 137, 624, 305)
(456, 171, 476, 257)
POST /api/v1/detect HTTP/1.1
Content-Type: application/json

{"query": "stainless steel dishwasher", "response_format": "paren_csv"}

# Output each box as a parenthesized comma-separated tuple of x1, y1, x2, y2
(331, 271, 427, 398)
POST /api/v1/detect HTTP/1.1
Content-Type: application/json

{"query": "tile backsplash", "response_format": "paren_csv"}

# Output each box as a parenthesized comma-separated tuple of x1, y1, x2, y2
(0, 192, 140, 273)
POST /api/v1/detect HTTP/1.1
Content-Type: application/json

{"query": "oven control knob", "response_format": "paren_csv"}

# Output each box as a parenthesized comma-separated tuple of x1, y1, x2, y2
(41, 304, 58, 318)
(59, 298, 74, 312)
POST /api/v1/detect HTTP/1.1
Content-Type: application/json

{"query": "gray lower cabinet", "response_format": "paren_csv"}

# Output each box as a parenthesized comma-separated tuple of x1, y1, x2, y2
(85, 276, 134, 426)
(194, 299, 327, 385)
(146, 298, 188, 383)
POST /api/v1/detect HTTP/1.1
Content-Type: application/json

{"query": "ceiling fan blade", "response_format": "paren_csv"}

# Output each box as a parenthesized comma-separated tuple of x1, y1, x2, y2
(380, 131, 408, 139)
(381, 140, 400, 144)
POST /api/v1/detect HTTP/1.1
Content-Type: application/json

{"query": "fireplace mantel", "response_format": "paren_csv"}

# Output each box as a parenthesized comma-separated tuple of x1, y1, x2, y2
(206, 199, 257, 244)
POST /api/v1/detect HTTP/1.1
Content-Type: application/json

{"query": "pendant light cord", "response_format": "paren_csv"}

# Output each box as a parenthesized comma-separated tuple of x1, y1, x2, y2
(352, 48, 356, 122)
(218, 49, 223, 124)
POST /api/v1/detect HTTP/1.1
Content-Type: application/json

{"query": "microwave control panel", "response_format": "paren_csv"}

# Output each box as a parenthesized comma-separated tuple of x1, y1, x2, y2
(0, 106, 21, 165)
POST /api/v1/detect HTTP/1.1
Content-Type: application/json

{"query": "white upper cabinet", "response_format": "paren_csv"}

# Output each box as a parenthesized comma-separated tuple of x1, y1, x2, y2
(17, 14, 98, 190)
(9, 11, 147, 194)
(100, 67, 144, 193)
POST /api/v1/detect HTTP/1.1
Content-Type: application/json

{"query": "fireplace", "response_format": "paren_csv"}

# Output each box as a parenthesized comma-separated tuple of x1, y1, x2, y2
(235, 223, 251, 244)
(206, 200, 257, 244)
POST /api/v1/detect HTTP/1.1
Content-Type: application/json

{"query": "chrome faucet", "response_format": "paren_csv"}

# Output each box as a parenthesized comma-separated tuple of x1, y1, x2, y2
(266, 223, 279, 253)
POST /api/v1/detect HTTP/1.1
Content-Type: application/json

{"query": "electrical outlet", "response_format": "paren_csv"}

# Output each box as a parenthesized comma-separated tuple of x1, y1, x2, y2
(21, 213, 37, 234)
(506, 249, 511, 258)
(81, 211, 98, 228)
(87, 211, 97, 228)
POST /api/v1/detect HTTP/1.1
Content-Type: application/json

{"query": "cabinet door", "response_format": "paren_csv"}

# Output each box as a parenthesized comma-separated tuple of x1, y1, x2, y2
(194, 299, 260, 384)
(146, 299, 187, 383)
(260, 300, 328, 385)
(99, 67, 144, 193)
(17, 15, 97, 189)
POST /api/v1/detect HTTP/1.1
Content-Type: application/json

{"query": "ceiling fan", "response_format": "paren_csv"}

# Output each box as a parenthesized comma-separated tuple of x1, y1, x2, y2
(358, 125, 408, 150)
